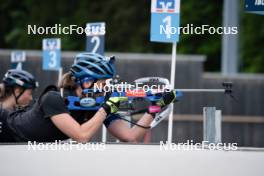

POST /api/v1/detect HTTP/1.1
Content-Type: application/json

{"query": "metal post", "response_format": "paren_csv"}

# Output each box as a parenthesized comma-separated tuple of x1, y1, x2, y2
(221, 0, 239, 75)
(203, 107, 222, 144)
(167, 43, 177, 143)
(215, 110, 222, 143)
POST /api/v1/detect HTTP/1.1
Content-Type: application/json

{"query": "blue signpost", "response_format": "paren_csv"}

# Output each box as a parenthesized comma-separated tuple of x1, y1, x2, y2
(11, 51, 26, 70)
(86, 22, 105, 55)
(151, 0, 180, 43)
(150, 0, 181, 143)
(42, 38, 62, 84)
(245, 0, 264, 15)
(42, 38, 61, 71)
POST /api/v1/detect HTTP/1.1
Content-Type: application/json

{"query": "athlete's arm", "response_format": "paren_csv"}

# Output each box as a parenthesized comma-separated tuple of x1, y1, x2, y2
(49, 94, 126, 143)
(106, 90, 177, 142)
(41, 91, 107, 142)
(107, 113, 153, 143)
(51, 108, 107, 143)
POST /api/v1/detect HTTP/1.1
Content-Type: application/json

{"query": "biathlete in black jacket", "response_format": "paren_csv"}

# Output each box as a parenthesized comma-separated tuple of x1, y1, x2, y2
(0, 69, 38, 142)
(2, 53, 176, 143)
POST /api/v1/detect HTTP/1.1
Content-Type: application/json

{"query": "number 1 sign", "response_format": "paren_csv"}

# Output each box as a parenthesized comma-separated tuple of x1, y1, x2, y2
(150, 0, 180, 43)
(42, 38, 61, 71)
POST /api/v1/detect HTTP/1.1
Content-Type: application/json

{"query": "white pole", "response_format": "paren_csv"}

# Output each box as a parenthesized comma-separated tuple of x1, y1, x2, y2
(16, 62, 23, 70)
(58, 67, 63, 82)
(102, 126, 107, 143)
(167, 43, 177, 143)
(58, 67, 64, 97)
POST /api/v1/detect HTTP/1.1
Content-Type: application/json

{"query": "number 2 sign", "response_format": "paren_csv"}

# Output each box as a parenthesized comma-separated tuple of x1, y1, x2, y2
(42, 38, 61, 71)
(86, 22, 105, 55)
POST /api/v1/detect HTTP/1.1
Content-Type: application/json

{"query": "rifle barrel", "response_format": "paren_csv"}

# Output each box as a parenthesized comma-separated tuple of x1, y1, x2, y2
(175, 89, 226, 93)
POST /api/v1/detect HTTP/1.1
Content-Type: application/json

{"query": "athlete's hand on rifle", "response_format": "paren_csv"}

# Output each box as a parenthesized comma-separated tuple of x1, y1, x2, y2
(101, 97, 128, 115)
(156, 90, 177, 107)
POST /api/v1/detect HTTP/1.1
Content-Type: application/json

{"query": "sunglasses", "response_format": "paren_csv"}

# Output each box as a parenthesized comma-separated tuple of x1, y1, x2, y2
(76, 77, 97, 88)
(82, 77, 96, 83)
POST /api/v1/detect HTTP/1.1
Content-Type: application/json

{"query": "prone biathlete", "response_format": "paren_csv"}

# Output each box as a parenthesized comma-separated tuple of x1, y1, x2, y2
(3, 53, 176, 143)
(0, 69, 38, 142)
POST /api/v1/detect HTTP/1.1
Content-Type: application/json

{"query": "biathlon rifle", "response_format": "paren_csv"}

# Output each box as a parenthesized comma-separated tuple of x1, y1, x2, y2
(65, 76, 234, 113)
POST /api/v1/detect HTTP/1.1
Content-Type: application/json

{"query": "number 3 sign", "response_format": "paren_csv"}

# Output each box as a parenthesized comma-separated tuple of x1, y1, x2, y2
(42, 38, 61, 71)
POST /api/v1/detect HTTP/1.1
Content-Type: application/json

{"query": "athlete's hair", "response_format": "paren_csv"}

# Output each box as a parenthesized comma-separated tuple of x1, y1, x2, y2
(58, 72, 77, 90)
(0, 83, 17, 101)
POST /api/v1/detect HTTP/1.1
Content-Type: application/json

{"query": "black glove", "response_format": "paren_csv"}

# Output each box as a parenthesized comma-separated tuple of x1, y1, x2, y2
(101, 97, 128, 115)
(156, 90, 177, 107)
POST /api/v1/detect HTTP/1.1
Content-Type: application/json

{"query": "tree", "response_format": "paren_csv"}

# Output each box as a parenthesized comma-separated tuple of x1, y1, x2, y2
(0, 0, 263, 72)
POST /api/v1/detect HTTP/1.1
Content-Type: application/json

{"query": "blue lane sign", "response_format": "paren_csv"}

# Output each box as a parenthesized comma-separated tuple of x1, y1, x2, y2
(151, 0, 181, 43)
(42, 38, 61, 71)
(11, 51, 26, 70)
(245, 0, 264, 15)
(86, 22, 105, 55)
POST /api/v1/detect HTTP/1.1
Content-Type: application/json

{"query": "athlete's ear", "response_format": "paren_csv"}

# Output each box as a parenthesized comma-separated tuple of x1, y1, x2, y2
(75, 86, 83, 97)
(14, 87, 23, 96)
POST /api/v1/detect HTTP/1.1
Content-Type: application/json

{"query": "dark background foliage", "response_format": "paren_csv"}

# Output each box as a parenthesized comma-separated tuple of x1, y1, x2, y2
(0, 0, 263, 72)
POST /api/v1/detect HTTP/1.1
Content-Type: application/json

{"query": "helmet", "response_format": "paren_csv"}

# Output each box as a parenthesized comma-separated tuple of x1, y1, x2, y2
(70, 52, 116, 80)
(3, 69, 39, 89)
(73, 52, 108, 64)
